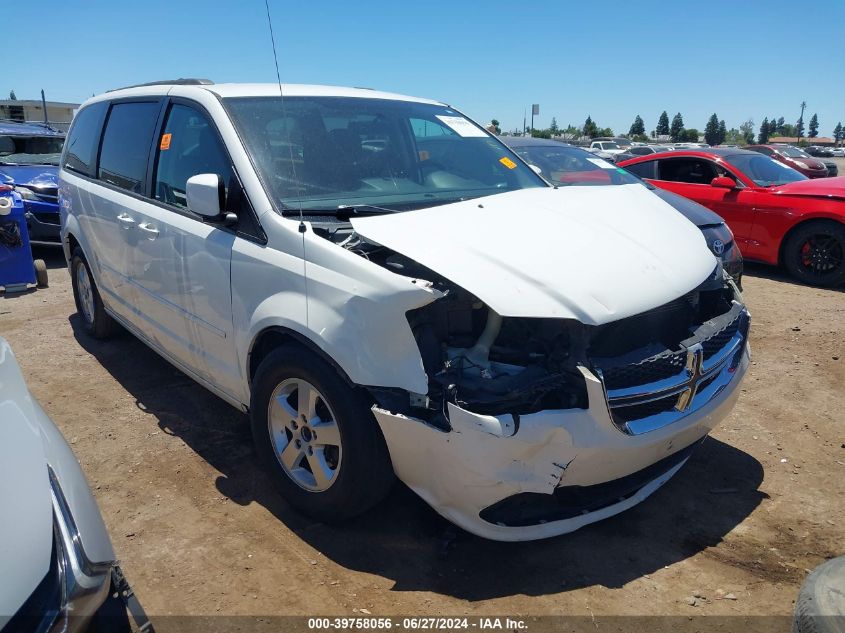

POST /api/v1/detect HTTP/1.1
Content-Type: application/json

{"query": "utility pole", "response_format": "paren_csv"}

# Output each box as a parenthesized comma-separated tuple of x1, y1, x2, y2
(523, 109, 526, 136)
(797, 100, 806, 142)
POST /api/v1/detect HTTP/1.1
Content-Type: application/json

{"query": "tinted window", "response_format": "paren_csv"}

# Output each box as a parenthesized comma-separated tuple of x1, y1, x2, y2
(724, 153, 807, 187)
(512, 144, 641, 186)
(624, 160, 656, 179)
(631, 147, 652, 155)
(98, 102, 160, 193)
(63, 102, 106, 176)
(657, 158, 719, 184)
(154, 104, 232, 209)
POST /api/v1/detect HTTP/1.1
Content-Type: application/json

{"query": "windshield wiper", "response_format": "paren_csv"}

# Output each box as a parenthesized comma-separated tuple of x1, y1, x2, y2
(281, 204, 396, 219)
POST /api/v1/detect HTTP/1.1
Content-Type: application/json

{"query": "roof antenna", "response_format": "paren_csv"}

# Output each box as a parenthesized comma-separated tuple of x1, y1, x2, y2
(264, 0, 305, 232)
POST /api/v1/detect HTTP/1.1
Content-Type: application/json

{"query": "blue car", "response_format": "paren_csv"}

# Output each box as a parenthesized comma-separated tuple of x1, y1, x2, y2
(0, 121, 65, 246)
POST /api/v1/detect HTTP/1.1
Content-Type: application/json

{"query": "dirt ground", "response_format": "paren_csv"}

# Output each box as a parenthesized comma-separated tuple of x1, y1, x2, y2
(1, 245, 843, 627)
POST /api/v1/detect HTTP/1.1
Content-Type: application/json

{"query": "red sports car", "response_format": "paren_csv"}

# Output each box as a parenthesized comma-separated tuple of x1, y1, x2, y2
(619, 148, 845, 286)
(744, 144, 829, 179)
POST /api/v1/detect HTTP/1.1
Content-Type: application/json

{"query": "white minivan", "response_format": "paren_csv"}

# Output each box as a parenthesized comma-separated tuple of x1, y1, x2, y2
(59, 80, 749, 541)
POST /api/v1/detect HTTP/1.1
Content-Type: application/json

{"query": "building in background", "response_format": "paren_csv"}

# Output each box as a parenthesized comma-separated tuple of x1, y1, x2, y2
(0, 99, 79, 132)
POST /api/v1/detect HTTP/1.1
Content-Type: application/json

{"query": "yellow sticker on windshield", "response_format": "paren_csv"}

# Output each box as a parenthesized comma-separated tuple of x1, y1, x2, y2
(499, 156, 517, 169)
(160, 133, 172, 150)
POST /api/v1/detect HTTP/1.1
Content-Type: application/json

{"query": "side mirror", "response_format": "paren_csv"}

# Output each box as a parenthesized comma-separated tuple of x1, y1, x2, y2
(186, 174, 236, 225)
(710, 176, 737, 189)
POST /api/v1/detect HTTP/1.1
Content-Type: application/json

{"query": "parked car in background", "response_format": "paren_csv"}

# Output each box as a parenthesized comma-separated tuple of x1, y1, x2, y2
(620, 148, 845, 287)
(60, 80, 749, 541)
(822, 160, 838, 178)
(806, 145, 833, 158)
(591, 136, 632, 149)
(745, 144, 829, 178)
(588, 140, 625, 160)
(830, 147, 845, 158)
(0, 337, 140, 632)
(615, 144, 673, 162)
(505, 136, 742, 283)
(0, 122, 64, 246)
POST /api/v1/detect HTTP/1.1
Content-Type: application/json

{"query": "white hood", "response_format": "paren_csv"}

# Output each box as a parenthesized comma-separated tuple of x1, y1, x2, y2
(352, 185, 716, 325)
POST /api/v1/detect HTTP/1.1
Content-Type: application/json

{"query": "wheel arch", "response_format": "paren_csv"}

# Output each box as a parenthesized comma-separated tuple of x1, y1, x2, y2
(247, 326, 357, 391)
(778, 215, 845, 265)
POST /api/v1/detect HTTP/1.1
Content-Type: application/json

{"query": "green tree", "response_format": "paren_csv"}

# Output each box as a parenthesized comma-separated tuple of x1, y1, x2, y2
(583, 115, 599, 138)
(718, 120, 727, 145)
(808, 113, 819, 138)
(776, 117, 785, 134)
(9, 90, 16, 100)
(597, 127, 614, 137)
(549, 117, 559, 134)
(629, 115, 645, 137)
(670, 113, 684, 142)
(796, 116, 805, 139)
(724, 128, 743, 145)
(656, 111, 670, 136)
(704, 113, 720, 146)
(758, 117, 770, 144)
(562, 125, 579, 140)
(739, 118, 755, 144)
(767, 118, 778, 137)
(834, 122, 843, 143)
(781, 123, 797, 137)
(490, 119, 501, 134)
(531, 129, 552, 139)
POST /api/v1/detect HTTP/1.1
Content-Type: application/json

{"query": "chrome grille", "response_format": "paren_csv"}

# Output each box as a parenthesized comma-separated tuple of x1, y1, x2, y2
(595, 302, 749, 435)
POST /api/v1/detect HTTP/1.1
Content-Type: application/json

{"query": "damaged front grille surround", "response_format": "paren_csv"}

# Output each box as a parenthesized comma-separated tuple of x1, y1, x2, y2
(594, 301, 749, 435)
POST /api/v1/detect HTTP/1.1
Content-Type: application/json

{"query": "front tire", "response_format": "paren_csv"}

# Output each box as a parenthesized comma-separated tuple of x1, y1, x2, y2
(250, 345, 394, 522)
(783, 221, 845, 287)
(70, 248, 114, 338)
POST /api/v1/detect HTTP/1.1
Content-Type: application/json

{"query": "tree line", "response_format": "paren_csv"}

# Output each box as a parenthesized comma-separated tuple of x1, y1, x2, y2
(520, 109, 844, 146)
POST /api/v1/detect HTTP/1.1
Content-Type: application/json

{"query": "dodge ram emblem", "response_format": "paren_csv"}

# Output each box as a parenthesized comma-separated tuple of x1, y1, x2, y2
(675, 343, 705, 412)
(712, 239, 725, 255)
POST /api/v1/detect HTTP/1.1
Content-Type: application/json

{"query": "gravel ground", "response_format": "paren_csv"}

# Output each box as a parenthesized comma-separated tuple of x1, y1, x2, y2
(1, 247, 843, 629)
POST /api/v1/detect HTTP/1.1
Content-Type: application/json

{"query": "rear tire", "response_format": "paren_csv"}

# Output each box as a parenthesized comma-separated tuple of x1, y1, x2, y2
(250, 345, 394, 522)
(70, 248, 114, 339)
(793, 556, 845, 633)
(783, 221, 845, 287)
(34, 259, 48, 288)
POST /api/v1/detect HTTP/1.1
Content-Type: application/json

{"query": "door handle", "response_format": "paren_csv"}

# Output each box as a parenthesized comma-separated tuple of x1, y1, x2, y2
(137, 222, 159, 239)
(117, 213, 135, 228)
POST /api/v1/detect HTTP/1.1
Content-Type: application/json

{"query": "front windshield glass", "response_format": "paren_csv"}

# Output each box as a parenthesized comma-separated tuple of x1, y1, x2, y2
(224, 96, 545, 212)
(600, 142, 621, 150)
(0, 135, 64, 165)
(777, 147, 810, 158)
(512, 144, 642, 186)
(725, 153, 808, 186)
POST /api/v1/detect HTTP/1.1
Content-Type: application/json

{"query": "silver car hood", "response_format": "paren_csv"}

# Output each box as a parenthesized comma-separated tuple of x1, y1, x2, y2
(0, 343, 53, 618)
(352, 185, 716, 324)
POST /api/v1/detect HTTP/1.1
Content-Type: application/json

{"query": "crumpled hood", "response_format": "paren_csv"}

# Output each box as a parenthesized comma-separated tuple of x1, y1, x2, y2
(0, 343, 53, 618)
(352, 185, 716, 324)
(773, 175, 845, 200)
(0, 165, 58, 189)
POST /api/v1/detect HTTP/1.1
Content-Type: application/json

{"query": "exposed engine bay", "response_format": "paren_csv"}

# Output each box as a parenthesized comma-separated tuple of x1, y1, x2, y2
(316, 224, 739, 430)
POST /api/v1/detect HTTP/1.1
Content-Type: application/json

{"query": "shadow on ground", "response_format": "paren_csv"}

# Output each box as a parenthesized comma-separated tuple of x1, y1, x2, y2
(742, 261, 844, 292)
(71, 315, 767, 600)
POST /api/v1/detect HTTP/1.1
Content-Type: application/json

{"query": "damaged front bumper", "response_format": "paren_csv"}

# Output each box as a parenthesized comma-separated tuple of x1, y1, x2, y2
(373, 343, 750, 542)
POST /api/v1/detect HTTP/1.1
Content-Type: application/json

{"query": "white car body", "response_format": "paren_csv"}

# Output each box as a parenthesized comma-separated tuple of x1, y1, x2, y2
(60, 82, 750, 541)
(589, 141, 625, 157)
(830, 147, 845, 157)
(0, 337, 118, 629)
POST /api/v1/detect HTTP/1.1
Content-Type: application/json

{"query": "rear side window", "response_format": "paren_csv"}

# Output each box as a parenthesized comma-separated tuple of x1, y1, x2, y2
(624, 160, 656, 179)
(63, 102, 106, 176)
(98, 102, 160, 193)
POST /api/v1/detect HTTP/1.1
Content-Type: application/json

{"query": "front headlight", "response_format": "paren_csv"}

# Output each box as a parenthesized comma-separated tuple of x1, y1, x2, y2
(13, 185, 35, 200)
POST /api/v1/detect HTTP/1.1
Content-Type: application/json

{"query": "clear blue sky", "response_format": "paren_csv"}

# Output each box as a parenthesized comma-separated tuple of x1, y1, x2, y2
(8, 0, 845, 136)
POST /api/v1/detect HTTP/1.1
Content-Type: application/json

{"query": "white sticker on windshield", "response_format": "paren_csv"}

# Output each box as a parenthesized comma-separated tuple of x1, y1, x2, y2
(587, 157, 616, 169)
(436, 115, 488, 137)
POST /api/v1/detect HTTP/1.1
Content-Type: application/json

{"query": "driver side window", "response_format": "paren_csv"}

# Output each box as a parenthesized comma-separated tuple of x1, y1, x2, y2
(657, 158, 719, 185)
(154, 104, 233, 210)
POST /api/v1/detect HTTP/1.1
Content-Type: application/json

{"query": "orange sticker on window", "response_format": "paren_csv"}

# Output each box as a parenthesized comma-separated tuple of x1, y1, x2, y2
(160, 133, 172, 150)
(499, 156, 517, 169)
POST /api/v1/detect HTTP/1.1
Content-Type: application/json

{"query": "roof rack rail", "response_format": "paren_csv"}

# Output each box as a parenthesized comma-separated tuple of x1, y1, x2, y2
(107, 78, 214, 92)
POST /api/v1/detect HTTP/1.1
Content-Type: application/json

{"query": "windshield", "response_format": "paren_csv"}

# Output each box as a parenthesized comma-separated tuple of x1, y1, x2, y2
(725, 153, 808, 187)
(224, 97, 545, 212)
(0, 135, 64, 166)
(512, 144, 642, 186)
(598, 142, 620, 150)
(777, 147, 810, 158)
